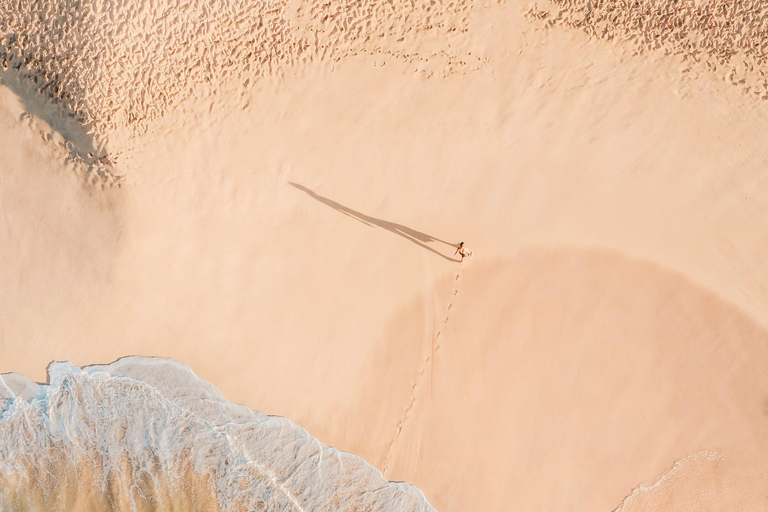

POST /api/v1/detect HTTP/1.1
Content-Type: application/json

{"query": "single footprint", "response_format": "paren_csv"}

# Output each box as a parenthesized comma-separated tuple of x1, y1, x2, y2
(443, 317, 449, 323)
(436, 332, 441, 338)
(448, 304, 453, 310)
(454, 289, 458, 295)
(435, 344, 441, 351)
(425, 357, 431, 363)
(455, 274, 460, 281)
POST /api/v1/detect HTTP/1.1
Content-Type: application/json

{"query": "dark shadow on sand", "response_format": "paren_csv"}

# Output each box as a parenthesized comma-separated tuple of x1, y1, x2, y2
(290, 182, 459, 262)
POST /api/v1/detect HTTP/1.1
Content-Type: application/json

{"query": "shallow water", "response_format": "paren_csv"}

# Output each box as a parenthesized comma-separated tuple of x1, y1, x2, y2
(0, 357, 433, 512)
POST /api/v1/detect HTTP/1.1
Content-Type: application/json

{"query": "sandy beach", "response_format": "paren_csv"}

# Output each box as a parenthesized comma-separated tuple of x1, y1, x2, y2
(2, 0, 768, 509)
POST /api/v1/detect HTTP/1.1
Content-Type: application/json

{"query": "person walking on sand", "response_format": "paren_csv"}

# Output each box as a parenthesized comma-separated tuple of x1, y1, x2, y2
(455, 242, 473, 263)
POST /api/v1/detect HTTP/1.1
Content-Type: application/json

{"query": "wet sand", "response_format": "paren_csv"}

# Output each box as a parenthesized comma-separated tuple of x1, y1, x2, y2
(2, 0, 768, 509)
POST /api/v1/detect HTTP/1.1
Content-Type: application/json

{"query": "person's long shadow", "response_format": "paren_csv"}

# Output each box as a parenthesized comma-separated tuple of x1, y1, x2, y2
(290, 182, 459, 262)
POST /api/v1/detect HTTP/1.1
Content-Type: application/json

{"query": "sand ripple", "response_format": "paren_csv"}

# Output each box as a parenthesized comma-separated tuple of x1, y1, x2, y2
(0, 0, 476, 161)
(529, 0, 768, 100)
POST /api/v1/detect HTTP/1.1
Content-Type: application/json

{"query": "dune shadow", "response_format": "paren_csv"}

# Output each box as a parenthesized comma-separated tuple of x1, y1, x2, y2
(290, 182, 459, 262)
(0, 68, 99, 158)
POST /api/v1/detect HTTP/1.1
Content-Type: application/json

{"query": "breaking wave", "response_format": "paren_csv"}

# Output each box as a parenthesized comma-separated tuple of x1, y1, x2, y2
(0, 357, 434, 512)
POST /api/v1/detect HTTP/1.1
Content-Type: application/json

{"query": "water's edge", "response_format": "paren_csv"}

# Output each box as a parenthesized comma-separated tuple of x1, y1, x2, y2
(0, 356, 434, 512)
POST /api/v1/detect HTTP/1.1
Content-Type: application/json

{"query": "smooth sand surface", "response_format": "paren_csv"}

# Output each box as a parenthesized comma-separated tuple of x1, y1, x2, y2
(3, 0, 768, 509)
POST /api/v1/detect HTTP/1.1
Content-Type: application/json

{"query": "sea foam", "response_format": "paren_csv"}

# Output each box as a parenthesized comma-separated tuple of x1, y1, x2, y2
(0, 357, 434, 512)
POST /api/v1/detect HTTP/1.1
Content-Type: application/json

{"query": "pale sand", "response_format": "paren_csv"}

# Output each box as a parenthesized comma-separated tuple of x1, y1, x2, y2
(3, 0, 768, 509)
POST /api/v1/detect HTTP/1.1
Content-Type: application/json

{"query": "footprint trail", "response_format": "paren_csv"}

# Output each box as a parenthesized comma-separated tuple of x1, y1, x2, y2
(382, 269, 463, 475)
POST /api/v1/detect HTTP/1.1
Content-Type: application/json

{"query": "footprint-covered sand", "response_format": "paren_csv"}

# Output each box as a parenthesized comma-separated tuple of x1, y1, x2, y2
(2, 0, 768, 510)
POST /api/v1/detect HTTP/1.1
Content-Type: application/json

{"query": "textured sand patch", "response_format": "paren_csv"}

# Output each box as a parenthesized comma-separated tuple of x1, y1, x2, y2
(529, 0, 768, 100)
